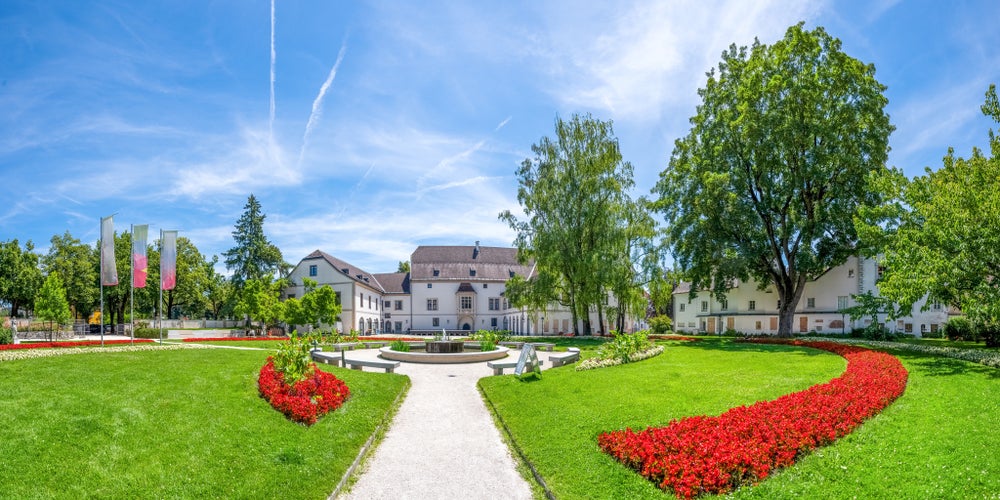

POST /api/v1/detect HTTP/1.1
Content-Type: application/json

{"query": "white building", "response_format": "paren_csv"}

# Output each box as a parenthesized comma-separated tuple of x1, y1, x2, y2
(284, 242, 641, 335)
(672, 256, 954, 337)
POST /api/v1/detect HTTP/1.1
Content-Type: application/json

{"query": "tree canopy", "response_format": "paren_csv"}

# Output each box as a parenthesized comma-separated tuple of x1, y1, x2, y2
(500, 113, 649, 334)
(654, 23, 895, 336)
(41, 232, 98, 319)
(35, 272, 72, 330)
(874, 84, 1000, 344)
(0, 239, 43, 318)
(224, 194, 284, 289)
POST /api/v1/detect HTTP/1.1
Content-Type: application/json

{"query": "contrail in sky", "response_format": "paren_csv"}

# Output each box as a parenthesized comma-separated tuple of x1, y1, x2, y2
(269, 0, 276, 141)
(298, 39, 347, 168)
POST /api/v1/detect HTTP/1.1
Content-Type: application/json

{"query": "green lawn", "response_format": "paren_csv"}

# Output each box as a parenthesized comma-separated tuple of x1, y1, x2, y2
(479, 339, 848, 498)
(480, 339, 1000, 498)
(0, 348, 409, 498)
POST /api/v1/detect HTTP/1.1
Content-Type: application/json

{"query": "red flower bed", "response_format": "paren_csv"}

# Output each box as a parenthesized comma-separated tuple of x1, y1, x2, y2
(598, 339, 908, 498)
(257, 357, 350, 425)
(183, 337, 287, 342)
(648, 335, 700, 342)
(0, 339, 154, 351)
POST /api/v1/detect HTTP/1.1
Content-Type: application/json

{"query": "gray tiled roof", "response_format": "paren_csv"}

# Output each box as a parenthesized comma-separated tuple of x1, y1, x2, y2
(410, 245, 534, 281)
(372, 272, 410, 294)
(302, 250, 382, 291)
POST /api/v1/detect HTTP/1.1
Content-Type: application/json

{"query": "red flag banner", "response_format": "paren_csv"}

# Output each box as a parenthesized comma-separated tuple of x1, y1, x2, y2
(132, 224, 148, 288)
(160, 230, 177, 291)
(100, 215, 118, 286)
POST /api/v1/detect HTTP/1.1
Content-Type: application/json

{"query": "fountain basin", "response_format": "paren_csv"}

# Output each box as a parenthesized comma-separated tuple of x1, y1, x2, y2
(425, 340, 465, 353)
(379, 345, 510, 364)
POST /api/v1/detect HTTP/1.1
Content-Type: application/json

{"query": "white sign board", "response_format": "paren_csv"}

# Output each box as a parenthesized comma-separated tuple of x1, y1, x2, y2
(514, 344, 540, 377)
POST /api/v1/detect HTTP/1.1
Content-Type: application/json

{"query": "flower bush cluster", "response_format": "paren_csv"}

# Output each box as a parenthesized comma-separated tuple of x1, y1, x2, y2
(0, 339, 154, 351)
(577, 346, 665, 371)
(257, 357, 350, 425)
(182, 336, 287, 342)
(598, 340, 908, 498)
(1, 343, 203, 363)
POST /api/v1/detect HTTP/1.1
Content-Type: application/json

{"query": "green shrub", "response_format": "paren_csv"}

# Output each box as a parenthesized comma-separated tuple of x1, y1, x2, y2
(0, 327, 12, 345)
(862, 323, 895, 341)
(596, 330, 653, 363)
(480, 341, 496, 351)
(389, 340, 410, 352)
(922, 327, 945, 339)
(977, 323, 1000, 348)
(944, 317, 976, 341)
(648, 316, 672, 335)
(134, 328, 163, 339)
(471, 329, 509, 346)
(272, 333, 315, 385)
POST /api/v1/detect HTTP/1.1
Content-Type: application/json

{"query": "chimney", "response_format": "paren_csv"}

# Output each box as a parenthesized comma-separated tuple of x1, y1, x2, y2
(473, 240, 480, 259)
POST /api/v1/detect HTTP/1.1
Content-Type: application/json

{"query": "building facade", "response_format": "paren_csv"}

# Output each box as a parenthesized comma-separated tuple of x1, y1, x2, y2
(672, 256, 954, 337)
(284, 242, 641, 335)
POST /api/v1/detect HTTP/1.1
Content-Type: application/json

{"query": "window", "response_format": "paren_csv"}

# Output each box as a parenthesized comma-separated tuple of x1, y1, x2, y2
(433, 269, 440, 277)
(848, 269, 855, 278)
(679, 303, 685, 312)
(491, 318, 498, 327)
(427, 283, 432, 288)
(489, 298, 501, 311)
(755, 320, 762, 330)
(905, 323, 913, 333)
(427, 299, 438, 311)
(469, 269, 476, 277)
(334, 291, 341, 305)
(308, 265, 317, 277)
(878, 265, 885, 279)
(932, 302, 942, 310)
(432, 317, 440, 327)
(368, 297, 372, 309)
(384, 300, 391, 309)
(720, 298, 728, 311)
(701, 301, 708, 312)
(460, 296, 473, 309)
(806, 297, 815, 308)
(395, 300, 403, 311)
(394, 321, 403, 332)
(748, 300, 756, 311)
(838, 296, 849, 310)
(287, 294, 295, 299)
(483, 283, 488, 289)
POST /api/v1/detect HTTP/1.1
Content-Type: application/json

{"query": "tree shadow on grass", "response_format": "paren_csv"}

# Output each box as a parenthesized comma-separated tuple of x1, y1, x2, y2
(897, 351, 1000, 379)
(670, 338, 834, 356)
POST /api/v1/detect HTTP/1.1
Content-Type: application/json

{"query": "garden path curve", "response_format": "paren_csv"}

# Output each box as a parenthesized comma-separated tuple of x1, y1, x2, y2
(336, 348, 540, 500)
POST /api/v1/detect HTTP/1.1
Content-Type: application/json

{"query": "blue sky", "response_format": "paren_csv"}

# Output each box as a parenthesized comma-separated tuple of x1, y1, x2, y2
(2, 0, 998, 274)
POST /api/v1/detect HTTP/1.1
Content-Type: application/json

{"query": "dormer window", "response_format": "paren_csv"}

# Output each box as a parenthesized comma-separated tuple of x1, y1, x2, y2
(509, 270, 515, 278)
(469, 269, 476, 277)
(433, 269, 440, 277)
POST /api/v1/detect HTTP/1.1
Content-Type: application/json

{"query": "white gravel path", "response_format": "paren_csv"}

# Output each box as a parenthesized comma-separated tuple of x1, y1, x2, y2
(337, 349, 537, 500)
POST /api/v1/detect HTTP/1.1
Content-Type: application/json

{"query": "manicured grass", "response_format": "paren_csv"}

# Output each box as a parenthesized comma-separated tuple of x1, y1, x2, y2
(478, 339, 847, 498)
(727, 348, 999, 499)
(179, 340, 286, 349)
(0, 348, 409, 498)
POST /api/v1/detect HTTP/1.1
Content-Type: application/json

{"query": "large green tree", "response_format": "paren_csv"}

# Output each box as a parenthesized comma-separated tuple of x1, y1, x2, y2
(42, 232, 98, 319)
(35, 272, 72, 339)
(224, 194, 284, 290)
(874, 85, 1000, 345)
(163, 237, 213, 319)
(500, 113, 645, 335)
(283, 277, 341, 332)
(0, 239, 43, 318)
(654, 23, 895, 336)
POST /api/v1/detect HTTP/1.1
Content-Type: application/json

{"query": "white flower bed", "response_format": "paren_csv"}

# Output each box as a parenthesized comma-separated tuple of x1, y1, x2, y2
(800, 337, 1000, 369)
(0, 343, 207, 363)
(576, 345, 665, 371)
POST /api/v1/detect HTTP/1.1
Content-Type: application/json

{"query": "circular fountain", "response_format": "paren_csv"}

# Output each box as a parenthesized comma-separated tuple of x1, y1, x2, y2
(379, 340, 511, 364)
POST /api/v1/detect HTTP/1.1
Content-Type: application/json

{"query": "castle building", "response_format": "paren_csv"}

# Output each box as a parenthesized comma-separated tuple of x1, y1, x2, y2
(672, 256, 955, 337)
(284, 242, 643, 335)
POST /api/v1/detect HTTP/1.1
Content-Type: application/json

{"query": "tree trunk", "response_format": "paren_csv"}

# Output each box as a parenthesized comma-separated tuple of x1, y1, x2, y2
(597, 305, 605, 335)
(776, 278, 806, 337)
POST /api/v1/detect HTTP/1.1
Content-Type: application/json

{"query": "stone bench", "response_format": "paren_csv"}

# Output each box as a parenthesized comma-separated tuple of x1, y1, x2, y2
(549, 347, 580, 367)
(311, 350, 342, 367)
(331, 342, 363, 351)
(486, 359, 544, 376)
(360, 341, 388, 349)
(344, 358, 400, 373)
(528, 342, 555, 352)
(499, 341, 524, 349)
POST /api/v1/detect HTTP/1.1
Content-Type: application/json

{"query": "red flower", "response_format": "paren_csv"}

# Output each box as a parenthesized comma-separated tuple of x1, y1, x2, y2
(598, 340, 908, 498)
(0, 339, 155, 351)
(257, 357, 350, 425)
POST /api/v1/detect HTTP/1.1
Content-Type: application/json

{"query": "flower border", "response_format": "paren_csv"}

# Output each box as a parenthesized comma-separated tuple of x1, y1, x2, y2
(598, 340, 908, 498)
(0, 339, 154, 351)
(257, 357, 350, 426)
(576, 345, 665, 371)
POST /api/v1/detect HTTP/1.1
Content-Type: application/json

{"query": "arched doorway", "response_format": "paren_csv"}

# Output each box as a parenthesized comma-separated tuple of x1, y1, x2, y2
(462, 323, 471, 331)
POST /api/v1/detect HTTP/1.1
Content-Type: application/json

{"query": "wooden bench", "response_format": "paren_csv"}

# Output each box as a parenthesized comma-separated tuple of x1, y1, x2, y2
(486, 359, 544, 376)
(343, 358, 400, 373)
(528, 342, 555, 352)
(311, 350, 342, 367)
(549, 347, 580, 367)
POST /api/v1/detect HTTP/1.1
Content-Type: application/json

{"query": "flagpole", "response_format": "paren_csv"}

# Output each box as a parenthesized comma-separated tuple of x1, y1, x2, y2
(100, 223, 105, 348)
(159, 228, 163, 344)
(130, 224, 135, 345)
